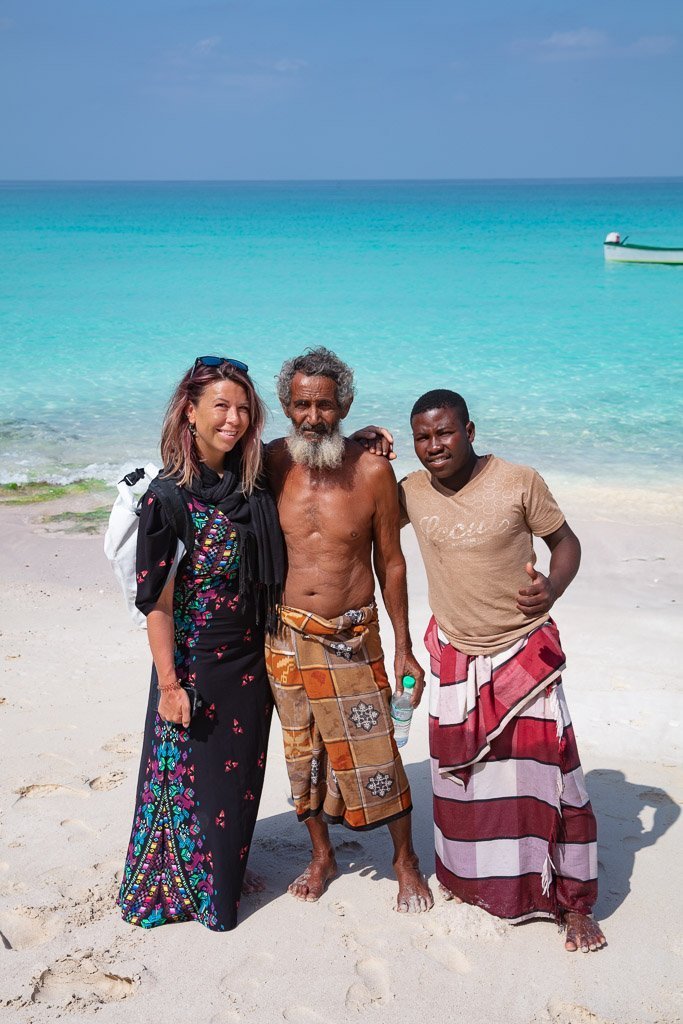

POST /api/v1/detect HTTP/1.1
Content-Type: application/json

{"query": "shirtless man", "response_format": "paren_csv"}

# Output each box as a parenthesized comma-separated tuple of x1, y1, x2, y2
(264, 347, 433, 913)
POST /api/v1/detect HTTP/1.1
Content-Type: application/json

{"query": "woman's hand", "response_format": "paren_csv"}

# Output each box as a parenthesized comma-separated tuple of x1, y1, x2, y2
(158, 686, 192, 729)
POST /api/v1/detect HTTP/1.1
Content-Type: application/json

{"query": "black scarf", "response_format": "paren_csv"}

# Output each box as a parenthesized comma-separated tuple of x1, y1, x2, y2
(185, 449, 285, 631)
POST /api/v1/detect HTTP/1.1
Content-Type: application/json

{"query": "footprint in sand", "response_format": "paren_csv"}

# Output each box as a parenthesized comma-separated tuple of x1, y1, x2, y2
(0, 906, 63, 950)
(39, 752, 77, 768)
(216, 985, 258, 1016)
(283, 1007, 328, 1023)
(65, 879, 121, 928)
(544, 1000, 616, 1024)
(93, 858, 123, 884)
(102, 734, 138, 759)
(60, 818, 96, 836)
(217, 956, 273, 1017)
(459, 902, 508, 940)
(345, 957, 392, 1011)
(338, 930, 364, 954)
(88, 771, 125, 792)
(15, 783, 87, 801)
(216, 949, 273, 1013)
(29, 951, 140, 1008)
(410, 931, 472, 974)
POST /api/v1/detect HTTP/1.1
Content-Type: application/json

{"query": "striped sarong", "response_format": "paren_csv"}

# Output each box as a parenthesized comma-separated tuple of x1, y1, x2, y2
(265, 603, 412, 831)
(426, 617, 597, 923)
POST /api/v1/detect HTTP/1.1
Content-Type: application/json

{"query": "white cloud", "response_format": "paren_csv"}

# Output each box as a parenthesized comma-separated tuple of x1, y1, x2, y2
(626, 35, 677, 57)
(272, 58, 308, 73)
(514, 28, 678, 62)
(543, 29, 608, 52)
(152, 44, 307, 104)
(191, 36, 222, 58)
(535, 28, 609, 61)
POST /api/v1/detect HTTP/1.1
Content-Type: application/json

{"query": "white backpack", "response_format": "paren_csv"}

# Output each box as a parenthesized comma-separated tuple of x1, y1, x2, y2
(104, 464, 192, 628)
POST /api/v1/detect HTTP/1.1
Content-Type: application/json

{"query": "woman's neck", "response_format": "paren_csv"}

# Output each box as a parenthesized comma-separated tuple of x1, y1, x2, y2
(198, 451, 225, 476)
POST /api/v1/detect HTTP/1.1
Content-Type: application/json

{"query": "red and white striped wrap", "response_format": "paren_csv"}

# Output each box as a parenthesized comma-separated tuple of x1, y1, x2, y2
(426, 618, 598, 923)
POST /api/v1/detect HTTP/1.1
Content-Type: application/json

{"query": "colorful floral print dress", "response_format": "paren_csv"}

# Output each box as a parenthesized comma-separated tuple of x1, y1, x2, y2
(117, 489, 272, 932)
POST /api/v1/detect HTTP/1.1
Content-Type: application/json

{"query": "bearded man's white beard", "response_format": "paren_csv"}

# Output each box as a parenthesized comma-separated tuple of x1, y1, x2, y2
(286, 426, 345, 470)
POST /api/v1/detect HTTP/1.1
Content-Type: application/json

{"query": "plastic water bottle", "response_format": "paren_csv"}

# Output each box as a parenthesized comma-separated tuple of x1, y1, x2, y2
(391, 675, 416, 748)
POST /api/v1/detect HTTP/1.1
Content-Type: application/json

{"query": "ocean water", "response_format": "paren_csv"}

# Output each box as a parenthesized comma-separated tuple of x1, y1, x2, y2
(1, 179, 682, 488)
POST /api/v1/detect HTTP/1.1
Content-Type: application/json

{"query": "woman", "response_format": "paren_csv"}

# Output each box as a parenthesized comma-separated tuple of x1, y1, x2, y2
(117, 355, 284, 932)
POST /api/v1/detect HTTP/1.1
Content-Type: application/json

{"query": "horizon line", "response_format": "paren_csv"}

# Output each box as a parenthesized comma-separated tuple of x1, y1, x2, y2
(1, 175, 683, 185)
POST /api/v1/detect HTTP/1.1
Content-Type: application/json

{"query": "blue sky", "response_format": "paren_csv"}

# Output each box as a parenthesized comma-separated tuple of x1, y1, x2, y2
(1, 0, 681, 179)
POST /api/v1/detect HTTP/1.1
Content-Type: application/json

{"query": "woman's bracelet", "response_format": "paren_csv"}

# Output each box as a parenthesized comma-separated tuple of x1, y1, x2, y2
(157, 680, 182, 693)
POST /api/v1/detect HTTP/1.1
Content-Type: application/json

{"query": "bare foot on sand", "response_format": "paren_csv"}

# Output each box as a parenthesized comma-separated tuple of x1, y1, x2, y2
(394, 856, 434, 913)
(438, 882, 463, 903)
(564, 912, 606, 952)
(289, 851, 338, 902)
(242, 868, 267, 894)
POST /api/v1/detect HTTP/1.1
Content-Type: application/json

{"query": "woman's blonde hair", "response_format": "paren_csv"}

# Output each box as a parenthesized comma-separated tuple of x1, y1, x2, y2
(160, 360, 266, 494)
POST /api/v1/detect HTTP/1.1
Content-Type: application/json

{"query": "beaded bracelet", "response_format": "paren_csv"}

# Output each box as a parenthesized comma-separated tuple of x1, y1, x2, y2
(157, 680, 182, 693)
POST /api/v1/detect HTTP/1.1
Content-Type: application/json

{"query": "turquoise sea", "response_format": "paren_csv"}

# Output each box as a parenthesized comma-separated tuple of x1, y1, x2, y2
(1, 179, 682, 487)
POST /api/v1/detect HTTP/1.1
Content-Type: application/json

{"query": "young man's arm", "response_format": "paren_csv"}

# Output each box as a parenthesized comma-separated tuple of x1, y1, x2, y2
(369, 458, 425, 707)
(516, 522, 581, 617)
(262, 437, 287, 497)
(347, 425, 396, 460)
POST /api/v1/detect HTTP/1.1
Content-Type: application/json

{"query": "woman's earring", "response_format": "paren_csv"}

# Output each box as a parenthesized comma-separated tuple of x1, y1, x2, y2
(188, 421, 197, 436)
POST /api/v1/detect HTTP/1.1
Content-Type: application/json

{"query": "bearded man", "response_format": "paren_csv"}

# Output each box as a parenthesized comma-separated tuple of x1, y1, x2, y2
(264, 347, 433, 913)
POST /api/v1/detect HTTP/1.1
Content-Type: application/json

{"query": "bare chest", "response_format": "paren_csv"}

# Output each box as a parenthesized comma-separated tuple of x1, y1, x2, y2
(278, 470, 374, 544)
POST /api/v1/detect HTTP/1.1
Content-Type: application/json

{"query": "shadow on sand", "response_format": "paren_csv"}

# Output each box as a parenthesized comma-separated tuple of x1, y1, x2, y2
(586, 768, 680, 921)
(240, 758, 435, 924)
(242, 762, 680, 927)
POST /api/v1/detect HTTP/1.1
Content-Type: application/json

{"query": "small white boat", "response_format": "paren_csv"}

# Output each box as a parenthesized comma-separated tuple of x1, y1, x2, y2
(604, 232, 683, 264)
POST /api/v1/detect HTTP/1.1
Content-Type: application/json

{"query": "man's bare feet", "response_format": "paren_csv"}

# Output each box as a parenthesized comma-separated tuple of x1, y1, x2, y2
(242, 868, 267, 895)
(394, 855, 434, 913)
(288, 851, 338, 902)
(563, 911, 606, 952)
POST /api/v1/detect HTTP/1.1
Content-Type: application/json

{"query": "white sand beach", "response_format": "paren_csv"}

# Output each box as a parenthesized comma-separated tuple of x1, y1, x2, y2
(0, 484, 681, 1024)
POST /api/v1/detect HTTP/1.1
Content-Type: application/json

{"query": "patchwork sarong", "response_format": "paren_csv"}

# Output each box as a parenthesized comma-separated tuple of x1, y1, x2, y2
(426, 617, 598, 923)
(265, 603, 412, 831)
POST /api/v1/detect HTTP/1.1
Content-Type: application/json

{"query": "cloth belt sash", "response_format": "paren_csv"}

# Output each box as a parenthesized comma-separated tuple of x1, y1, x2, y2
(277, 603, 376, 661)
(425, 617, 566, 783)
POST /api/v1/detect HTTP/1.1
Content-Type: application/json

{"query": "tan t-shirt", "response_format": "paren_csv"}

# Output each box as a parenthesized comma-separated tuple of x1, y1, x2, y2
(399, 456, 565, 655)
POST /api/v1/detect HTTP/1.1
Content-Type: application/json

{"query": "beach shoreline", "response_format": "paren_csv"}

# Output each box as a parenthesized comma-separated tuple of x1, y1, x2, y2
(0, 494, 681, 1023)
(2, 181, 683, 502)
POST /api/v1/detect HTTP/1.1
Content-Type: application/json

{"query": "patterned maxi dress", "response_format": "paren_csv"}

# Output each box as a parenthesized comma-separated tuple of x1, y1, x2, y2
(117, 488, 273, 932)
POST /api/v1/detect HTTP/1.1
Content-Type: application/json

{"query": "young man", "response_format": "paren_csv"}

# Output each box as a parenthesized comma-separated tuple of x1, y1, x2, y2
(264, 348, 433, 913)
(395, 389, 604, 951)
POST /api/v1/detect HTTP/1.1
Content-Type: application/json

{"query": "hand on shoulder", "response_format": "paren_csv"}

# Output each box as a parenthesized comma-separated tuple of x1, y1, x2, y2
(263, 437, 291, 478)
(356, 444, 396, 480)
(347, 425, 396, 460)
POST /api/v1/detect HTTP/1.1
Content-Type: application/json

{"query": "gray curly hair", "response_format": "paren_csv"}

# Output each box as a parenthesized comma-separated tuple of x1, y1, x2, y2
(276, 346, 355, 410)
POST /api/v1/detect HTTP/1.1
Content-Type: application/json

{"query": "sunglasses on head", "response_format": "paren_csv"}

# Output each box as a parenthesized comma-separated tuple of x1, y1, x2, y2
(190, 355, 249, 377)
